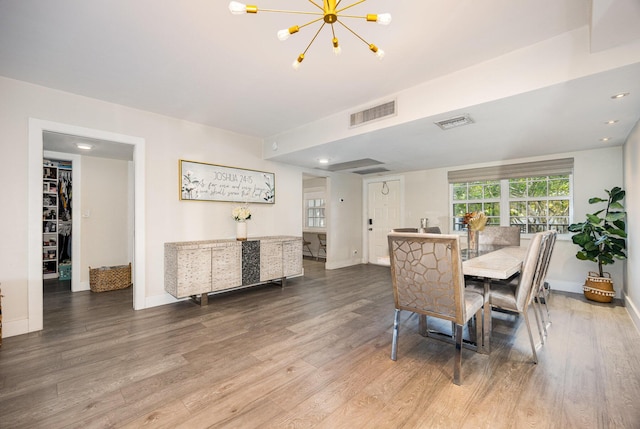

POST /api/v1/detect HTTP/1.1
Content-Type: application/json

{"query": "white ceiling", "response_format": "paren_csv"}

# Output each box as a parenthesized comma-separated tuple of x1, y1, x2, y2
(1, 0, 639, 173)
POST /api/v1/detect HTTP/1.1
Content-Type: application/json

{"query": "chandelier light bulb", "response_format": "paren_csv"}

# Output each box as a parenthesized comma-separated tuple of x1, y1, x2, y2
(332, 38, 341, 55)
(293, 54, 304, 70)
(277, 29, 291, 41)
(369, 44, 385, 59)
(228, 1, 247, 14)
(277, 25, 299, 41)
(376, 13, 392, 25)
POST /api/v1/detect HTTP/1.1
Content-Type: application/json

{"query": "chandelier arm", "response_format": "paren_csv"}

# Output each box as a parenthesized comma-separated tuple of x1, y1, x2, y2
(257, 8, 323, 17)
(302, 22, 326, 55)
(336, 19, 371, 46)
(307, 0, 323, 11)
(334, 14, 369, 20)
(336, 0, 367, 14)
(297, 16, 326, 31)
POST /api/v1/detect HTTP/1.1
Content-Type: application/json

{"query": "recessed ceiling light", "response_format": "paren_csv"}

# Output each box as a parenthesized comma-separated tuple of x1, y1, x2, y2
(318, 158, 329, 164)
(605, 120, 619, 125)
(611, 92, 629, 99)
(600, 137, 611, 142)
(76, 143, 93, 150)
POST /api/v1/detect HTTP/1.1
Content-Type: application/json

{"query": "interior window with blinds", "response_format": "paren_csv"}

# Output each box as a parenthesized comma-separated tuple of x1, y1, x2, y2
(449, 158, 573, 233)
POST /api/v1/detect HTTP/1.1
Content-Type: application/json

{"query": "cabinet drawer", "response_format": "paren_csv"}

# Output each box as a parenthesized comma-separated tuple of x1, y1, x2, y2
(260, 241, 283, 281)
(211, 245, 242, 291)
(176, 248, 211, 297)
(283, 239, 303, 277)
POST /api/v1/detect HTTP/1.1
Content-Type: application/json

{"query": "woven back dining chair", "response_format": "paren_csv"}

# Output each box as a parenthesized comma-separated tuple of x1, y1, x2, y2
(388, 233, 484, 385)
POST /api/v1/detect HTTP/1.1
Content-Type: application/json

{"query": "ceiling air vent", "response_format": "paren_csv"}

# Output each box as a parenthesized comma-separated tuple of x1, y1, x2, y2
(353, 167, 390, 175)
(318, 158, 383, 172)
(434, 114, 474, 130)
(350, 100, 396, 128)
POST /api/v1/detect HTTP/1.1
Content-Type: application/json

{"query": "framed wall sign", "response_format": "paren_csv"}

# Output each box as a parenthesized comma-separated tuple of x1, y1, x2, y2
(179, 160, 275, 204)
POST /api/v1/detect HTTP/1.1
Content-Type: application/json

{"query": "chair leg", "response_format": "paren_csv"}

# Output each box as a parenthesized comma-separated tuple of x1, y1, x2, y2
(530, 298, 546, 345)
(418, 314, 428, 337)
(522, 309, 538, 364)
(391, 309, 400, 361)
(474, 308, 487, 355)
(453, 323, 464, 385)
(535, 287, 549, 334)
(540, 282, 552, 329)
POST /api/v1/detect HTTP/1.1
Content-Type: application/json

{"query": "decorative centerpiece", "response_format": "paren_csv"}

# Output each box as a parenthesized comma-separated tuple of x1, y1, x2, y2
(232, 205, 251, 241)
(463, 211, 487, 252)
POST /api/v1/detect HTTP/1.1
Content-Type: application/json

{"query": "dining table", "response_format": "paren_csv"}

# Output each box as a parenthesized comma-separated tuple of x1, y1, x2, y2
(462, 245, 528, 354)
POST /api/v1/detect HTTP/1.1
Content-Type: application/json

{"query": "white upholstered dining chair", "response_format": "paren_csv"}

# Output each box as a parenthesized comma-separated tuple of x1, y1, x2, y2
(388, 232, 484, 385)
(474, 231, 547, 363)
(478, 226, 521, 246)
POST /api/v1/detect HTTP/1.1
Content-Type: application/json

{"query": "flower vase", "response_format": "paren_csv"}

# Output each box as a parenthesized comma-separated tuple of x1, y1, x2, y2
(467, 229, 479, 253)
(236, 221, 247, 241)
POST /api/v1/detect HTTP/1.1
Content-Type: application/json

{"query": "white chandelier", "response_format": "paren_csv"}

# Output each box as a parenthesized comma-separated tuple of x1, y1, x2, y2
(228, 0, 391, 69)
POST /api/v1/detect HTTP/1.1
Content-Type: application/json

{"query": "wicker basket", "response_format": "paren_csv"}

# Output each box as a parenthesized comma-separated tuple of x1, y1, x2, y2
(90, 263, 132, 292)
(583, 271, 615, 303)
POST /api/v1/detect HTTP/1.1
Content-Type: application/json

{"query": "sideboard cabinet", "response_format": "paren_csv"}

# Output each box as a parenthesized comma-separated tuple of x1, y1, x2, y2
(165, 236, 302, 305)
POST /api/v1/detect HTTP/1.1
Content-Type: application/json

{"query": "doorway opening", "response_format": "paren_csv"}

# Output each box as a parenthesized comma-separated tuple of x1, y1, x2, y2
(28, 119, 146, 333)
(303, 174, 328, 266)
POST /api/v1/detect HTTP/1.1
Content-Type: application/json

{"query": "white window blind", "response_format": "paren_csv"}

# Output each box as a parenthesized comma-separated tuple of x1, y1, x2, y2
(447, 158, 574, 183)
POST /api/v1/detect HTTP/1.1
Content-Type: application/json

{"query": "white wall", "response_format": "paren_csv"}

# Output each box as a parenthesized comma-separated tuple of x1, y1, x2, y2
(81, 156, 130, 286)
(374, 146, 625, 297)
(623, 120, 640, 331)
(1, 76, 304, 337)
(264, 26, 640, 158)
(326, 173, 363, 269)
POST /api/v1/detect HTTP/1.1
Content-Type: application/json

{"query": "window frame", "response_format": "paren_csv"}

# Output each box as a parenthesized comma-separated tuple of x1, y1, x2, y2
(450, 174, 573, 235)
(304, 189, 326, 230)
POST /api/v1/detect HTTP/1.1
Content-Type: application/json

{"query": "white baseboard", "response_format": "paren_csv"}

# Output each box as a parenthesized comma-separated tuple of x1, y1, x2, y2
(144, 293, 181, 309)
(546, 278, 584, 295)
(2, 318, 30, 338)
(624, 293, 640, 335)
(326, 256, 364, 270)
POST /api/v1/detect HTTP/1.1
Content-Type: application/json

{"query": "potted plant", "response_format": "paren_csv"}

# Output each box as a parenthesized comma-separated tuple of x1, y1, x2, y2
(568, 187, 627, 302)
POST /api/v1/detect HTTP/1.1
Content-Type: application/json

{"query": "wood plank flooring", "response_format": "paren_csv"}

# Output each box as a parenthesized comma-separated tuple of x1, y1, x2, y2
(1, 260, 640, 428)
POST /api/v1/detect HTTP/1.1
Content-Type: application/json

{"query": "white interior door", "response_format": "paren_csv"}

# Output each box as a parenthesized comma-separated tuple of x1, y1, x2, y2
(367, 180, 400, 266)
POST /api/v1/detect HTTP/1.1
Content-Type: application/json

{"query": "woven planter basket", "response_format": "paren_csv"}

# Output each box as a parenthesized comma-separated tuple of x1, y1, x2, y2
(583, 271, 615, 303)
(90, 263, 132, 292)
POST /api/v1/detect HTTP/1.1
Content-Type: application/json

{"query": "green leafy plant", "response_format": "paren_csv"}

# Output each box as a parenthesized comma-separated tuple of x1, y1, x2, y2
(568, 187, 627, 277)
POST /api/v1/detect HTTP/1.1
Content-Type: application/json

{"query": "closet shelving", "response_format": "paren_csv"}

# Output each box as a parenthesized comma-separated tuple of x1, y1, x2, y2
(43, 160, 72, 279)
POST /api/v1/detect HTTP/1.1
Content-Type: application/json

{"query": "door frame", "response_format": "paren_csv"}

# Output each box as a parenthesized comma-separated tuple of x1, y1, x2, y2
(28, 119, 146, 333)
(362, 176, 404, 264)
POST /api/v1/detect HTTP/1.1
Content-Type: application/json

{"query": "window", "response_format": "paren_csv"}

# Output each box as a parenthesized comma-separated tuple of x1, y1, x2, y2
(306, 198, 325, 228)
(452, 180, 501, 230)
(508, 175, 570, 233)
(449, 159, 573, 234)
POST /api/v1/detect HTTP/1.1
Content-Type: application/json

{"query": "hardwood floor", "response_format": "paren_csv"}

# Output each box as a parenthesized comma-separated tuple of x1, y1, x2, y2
(1, 260, 639, 428)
